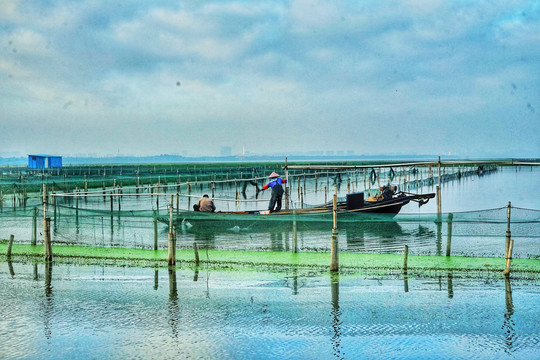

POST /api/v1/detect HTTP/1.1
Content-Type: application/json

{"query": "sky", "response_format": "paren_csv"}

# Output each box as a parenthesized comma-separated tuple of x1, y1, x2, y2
(1, 0, 539, 158)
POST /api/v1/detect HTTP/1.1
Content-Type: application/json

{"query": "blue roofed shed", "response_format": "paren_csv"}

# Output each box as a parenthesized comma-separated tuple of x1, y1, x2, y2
(28, 155, 62, 169)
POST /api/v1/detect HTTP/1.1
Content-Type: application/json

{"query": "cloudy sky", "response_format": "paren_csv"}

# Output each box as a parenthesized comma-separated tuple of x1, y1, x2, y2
(1, 0, 539, 158)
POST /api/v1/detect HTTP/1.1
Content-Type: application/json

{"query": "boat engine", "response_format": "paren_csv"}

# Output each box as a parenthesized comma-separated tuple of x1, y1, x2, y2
(346, 192, 365, 210)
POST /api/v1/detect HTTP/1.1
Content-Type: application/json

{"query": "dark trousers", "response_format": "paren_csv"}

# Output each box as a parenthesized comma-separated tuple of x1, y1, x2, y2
(268, 185, 284, 212)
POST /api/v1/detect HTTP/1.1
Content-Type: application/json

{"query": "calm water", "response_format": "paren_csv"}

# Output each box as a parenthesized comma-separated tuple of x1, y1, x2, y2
(1, 262, 539, 360)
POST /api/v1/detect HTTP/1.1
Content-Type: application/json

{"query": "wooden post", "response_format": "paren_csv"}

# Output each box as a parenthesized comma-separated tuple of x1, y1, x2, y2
(193, 242, 200, 266)
(42, 184, 47, 221)
(168, 195, 175, 265)
(504, 201, 512, 276)
(44, 217, 52, 261)
(505, 239, 514, 276)
(324, 186, 327, 204)
(437, 157, 442, 215)
(332, 187, 338, 231)
(300, 186, 304, 209)
(75, 188, 79, 223)
(292, 213, 298, 253)
(284, 157, 289, 210)
(169, 194, 173, 232)
(330, 187, 339, 272)
(7, 234, 14, 258)
(53, 194, 57, 224)
(153, 213, 158, 251)
(446, 213, 453, 257)
(403, 245, 409, 272)
(330, 230, 339, 272)
(176, 193, 179, 213)
(32, 207, 37, 245)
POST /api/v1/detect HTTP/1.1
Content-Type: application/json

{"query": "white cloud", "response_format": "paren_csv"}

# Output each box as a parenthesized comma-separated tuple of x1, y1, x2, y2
(0, 0, 538, 157)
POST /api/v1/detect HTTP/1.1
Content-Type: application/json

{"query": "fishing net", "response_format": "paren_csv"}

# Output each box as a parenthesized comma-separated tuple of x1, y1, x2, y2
(1, 164, 538, 258)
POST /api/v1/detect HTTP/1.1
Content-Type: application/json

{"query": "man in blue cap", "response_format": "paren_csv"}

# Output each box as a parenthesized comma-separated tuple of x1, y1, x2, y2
(262, 171, 287, 212)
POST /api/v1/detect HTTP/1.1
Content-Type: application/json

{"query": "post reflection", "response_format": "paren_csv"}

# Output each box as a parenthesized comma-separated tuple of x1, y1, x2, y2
(447, 271, 454, 299)
(503, 277, 515, 354)
(168, 267, 179, 338)
(435, 221, 442, 256)
(43, 262, 53, 340)
(403, 273, 409, 293)
(330, 273, 344, 360)
(8, 260, 15, 277)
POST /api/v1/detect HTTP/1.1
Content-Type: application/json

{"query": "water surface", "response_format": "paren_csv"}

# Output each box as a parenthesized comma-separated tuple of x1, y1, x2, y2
(1, 262, 539, 359)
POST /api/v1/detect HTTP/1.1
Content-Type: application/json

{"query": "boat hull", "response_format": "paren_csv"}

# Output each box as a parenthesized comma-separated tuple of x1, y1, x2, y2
(160, 194, 422, 229)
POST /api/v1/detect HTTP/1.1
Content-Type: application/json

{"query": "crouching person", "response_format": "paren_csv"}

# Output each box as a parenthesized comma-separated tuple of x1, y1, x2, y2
(193, 194, 216, 212)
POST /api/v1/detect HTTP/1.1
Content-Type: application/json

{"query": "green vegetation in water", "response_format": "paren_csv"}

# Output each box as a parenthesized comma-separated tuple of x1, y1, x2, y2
(1, 243, 539, 276)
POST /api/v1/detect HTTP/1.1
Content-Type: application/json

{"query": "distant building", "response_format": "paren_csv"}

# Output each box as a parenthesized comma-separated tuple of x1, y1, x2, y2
(28, 155, 62, 169)
(220, 146, 232, 156)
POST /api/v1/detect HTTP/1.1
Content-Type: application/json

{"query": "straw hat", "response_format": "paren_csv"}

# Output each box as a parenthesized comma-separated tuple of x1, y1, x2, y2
(268, 171, 280, 178)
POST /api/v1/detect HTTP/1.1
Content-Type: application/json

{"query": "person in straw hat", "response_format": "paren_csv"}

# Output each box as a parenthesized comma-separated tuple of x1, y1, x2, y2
(261, 171, 287, 212)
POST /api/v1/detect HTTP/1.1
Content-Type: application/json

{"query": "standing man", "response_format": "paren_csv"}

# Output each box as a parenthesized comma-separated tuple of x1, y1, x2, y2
(262, 171, 287, 212)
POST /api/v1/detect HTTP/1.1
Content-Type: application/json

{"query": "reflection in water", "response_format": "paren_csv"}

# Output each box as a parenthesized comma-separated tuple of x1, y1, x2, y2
(0, 262, 539, 359)
(168, 268, 179, 338)
(154, 269, 158, 290)
(404, 273, 409, 293)
(503, 277, 515, 355)
(8, 260, 15, 277)
(436, 221, 442, 256)
(194, 231, 216, 249)
(330, 273, 344, 360)
(43, 262, 53, 340)
(447, 271, 454, 299)
(271, 231, 285, 252)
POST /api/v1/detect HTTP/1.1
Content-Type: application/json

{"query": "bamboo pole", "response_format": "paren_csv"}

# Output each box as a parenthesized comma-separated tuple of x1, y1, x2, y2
(332, 186, 338, 231)
(446, 213, 453, 256)
(437, 156, 442, 216)
(153, 213, 158, 251)
(42, 184, 47, 221)
(7, 234, 14, 258)
(44, 217, 52, 261)
(75, 188, 79, 223)
(32, 207, 37, 245)
(292, 212, 298, 253)
(168, 195, 175, 265)
(505, 239, 514, 276)
(53, 194, 57, 224)
(403, 245, 409, 272)
(330, 230, 339, 272)
(284, 157, 289, 210)
(193, 242, 200, 266)
(504, 201, 512, 276)
(330, 187, 339, 272)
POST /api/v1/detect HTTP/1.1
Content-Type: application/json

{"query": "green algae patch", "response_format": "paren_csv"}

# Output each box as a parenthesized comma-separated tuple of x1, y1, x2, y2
(1, 243, 539, 274)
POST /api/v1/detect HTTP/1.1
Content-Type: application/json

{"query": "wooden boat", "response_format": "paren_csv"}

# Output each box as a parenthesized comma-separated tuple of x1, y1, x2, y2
(161, 187, 435, 227)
